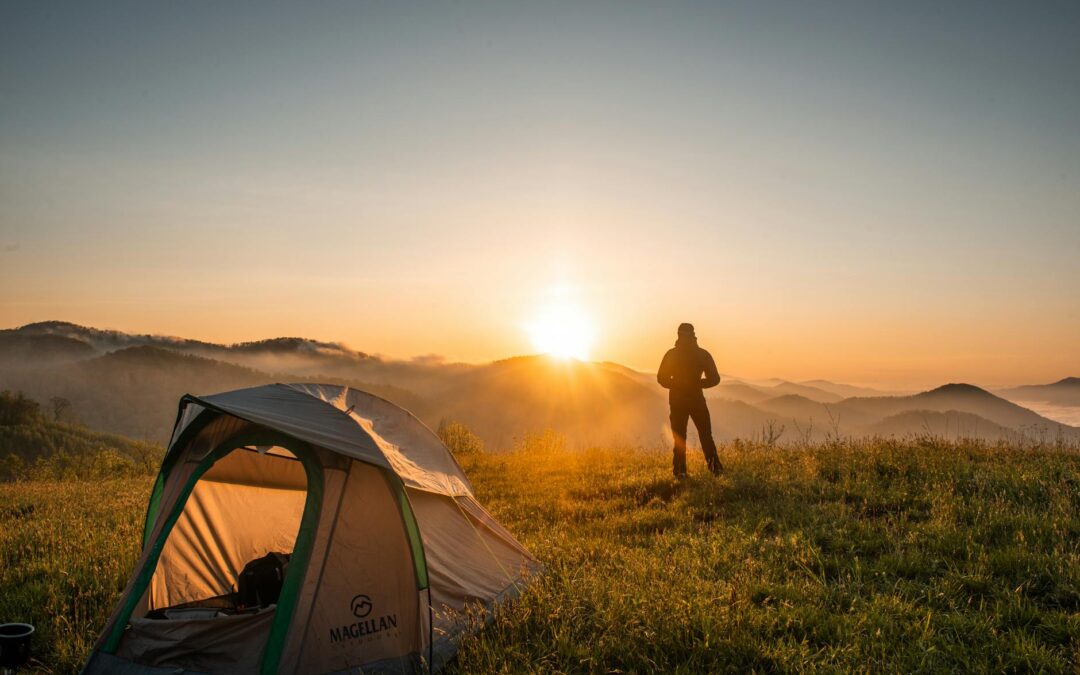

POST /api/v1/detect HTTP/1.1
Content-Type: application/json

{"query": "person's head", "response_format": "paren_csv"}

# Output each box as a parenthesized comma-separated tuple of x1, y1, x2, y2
(677, 322, 695, 339)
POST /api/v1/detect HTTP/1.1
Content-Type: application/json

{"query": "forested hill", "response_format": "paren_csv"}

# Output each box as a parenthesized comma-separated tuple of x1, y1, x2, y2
(0, 391, 162, 481)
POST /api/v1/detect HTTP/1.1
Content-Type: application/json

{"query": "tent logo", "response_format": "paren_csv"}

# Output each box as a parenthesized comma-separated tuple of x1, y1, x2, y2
(330, 595, 398, 644)
(350, 594, 373, 619)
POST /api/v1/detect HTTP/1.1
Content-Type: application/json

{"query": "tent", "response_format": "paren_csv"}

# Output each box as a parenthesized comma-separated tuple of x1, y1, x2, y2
(83, 383, 539, 674)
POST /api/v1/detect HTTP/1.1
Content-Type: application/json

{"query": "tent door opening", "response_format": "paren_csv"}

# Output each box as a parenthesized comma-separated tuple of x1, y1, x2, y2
(112, 432, 320, 673)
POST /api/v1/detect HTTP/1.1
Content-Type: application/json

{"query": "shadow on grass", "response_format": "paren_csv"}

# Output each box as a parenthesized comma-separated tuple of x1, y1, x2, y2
(632, 476, 685, 506)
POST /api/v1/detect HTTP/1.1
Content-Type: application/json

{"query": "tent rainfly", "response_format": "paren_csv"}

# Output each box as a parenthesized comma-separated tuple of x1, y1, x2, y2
(82, 383, 539, 674)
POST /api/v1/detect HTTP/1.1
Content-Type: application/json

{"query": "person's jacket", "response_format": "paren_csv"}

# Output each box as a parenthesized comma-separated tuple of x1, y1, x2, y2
(657, 337, 720, 401)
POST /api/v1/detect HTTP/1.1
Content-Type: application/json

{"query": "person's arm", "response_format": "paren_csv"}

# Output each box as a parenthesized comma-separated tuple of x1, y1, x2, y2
(657, 351, 673, 389)
(700, 351, 721, 389)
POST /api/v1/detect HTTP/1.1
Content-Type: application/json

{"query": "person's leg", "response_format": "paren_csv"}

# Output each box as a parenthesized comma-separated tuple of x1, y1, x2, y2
(690, 397, 722, 474)
(669, 402, 690, 477)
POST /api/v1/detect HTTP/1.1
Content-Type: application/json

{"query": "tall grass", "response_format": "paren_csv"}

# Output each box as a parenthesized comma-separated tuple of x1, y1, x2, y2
(0, 478, 150, 672)
(450, 437, 1079, 673)
(1, 437, 1077, 672)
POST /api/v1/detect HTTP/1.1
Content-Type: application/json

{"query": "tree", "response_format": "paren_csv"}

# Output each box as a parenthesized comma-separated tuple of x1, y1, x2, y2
(50, 397, 73, 423)
(0, 391, 41, 426)
(437, 420, 485, 456)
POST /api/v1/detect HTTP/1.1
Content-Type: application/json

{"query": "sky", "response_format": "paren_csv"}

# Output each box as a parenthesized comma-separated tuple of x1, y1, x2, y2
(1, 1, 1078, 388)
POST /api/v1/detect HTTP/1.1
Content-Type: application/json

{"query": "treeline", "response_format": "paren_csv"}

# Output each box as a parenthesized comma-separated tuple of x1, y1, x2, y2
(0, 391, 163, 481)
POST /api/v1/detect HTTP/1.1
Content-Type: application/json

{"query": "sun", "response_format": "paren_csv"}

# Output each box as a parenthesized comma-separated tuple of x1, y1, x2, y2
(526, 302, 596, 361)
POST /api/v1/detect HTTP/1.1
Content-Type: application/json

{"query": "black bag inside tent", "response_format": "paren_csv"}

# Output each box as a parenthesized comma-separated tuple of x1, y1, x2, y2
(237, 552, 291, 609)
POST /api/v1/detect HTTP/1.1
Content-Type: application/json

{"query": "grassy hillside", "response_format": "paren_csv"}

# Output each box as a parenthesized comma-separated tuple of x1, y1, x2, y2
(0, 479, 150, 670)
(1, 436, 1077, 672)
(0, 391, 163, 481)
(454, 440, 1079, 673)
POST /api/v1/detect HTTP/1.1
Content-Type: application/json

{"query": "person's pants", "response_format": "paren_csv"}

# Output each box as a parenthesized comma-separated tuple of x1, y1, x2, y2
(670, 396, 721, 476)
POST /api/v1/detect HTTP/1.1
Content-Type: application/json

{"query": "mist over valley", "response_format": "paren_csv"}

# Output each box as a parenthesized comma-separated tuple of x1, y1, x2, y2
(3, 321, 1077, 449)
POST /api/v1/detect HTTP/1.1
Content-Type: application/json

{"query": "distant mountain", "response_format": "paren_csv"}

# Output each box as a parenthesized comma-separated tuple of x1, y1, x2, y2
(755, 394, 877, 433)
(0, 332, 94, 365)
(424, 355, 667, 448)
(799, 379, 895, 398)
(0, 346, 275, 440)
(711, 381, 776, 405)
(8, 321, 371, 360)
(596, 360, 662, 391)
(2, 321, 1077, 447)
(862, 410, 1015, 440)
(755, 394, 834, 421)
(0, 345, 424, 442)
(706, 399, 787, 441)
(6, 320, 373, 365)
(997, 377, 1080, 407)
(768, 381, 843, 403)
(713, 383, 1078, 443)
(0, 321, 467, 397)
(839, 383, 1058, 431)
(8, 320, 218, 353)
(709, 380, 842, 405)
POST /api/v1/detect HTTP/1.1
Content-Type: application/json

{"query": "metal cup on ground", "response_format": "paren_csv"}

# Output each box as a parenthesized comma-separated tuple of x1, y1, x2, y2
(0, 623, 34, 674)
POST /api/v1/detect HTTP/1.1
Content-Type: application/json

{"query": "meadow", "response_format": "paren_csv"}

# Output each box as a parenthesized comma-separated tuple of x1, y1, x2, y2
(1, 434, 1078, 673)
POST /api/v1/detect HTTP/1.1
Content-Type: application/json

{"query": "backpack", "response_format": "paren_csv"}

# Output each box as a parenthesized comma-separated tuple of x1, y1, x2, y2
(236, 552, 291, 609)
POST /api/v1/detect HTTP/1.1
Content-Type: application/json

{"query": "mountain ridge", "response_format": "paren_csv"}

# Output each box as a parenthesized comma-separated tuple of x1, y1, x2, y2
(1, 321, 1077, 446)
(997, 377, 1080, 407)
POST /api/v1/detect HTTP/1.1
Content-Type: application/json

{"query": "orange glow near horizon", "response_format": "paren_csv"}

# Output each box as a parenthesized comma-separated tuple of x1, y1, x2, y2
(2, 270, 1079, 390)
(2, 3, 1079, 392)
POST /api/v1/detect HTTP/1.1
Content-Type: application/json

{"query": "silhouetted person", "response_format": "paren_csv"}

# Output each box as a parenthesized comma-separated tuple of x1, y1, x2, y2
(657, 323, 722, 477)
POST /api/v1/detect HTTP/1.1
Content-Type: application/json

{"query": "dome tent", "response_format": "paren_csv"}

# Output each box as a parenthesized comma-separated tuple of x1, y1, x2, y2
(83, 383, 539, 674)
